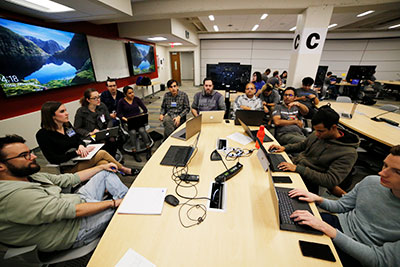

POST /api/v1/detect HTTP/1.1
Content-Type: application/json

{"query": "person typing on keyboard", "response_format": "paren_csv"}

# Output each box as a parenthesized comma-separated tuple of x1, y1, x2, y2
(287, 145, 400, 267)
(269, 105, 360, 195)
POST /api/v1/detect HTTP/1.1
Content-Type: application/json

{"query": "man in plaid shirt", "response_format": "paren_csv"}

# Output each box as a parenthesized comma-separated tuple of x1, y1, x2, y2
(159, 79, 190, 139)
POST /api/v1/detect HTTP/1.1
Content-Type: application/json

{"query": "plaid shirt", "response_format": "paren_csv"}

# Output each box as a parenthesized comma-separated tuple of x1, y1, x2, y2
(160, 90, 190, 119)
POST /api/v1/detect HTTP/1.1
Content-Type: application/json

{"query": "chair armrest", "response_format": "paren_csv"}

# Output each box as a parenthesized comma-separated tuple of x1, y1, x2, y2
(4, 244, 38, 260)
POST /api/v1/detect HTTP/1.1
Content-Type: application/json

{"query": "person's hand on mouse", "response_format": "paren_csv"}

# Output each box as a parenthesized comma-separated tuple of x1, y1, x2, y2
(268, 144, 285, 153)
(277, 162, 296, 172)
(288, 189, 323, 204)
(290, 210, 337, 238)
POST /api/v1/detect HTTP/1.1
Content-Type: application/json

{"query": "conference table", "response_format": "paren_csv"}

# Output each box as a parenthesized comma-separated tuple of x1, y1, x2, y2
(88, 121, 341, 266)
(320, 101, 400, 147)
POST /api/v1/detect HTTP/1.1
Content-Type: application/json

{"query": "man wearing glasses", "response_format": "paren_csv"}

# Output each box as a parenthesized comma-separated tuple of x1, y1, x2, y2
(0, 135, 128, 252)
(272, 87, 309, 145)
(159, 79, 190, 138)
(100, 77, 124, 122)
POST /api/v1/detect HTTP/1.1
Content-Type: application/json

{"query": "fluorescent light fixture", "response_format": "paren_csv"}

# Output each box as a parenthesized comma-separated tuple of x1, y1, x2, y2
(328, 23, 338, 29)
(289, 26, 296, 31)
(388, 24, 400, 29)
(260, 14, 268, 20)
(213, 25, 219, 31)
(147, 37, 167, 41)
(170, 42, 182, 46)
(357, 10, 374, 17)
(209, 15, 215, 21)
(5, 0, 74, 13)
(252, 24, 259, 31)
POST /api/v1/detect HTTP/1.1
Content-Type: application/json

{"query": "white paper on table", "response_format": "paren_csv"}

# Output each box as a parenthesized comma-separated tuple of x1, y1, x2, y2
(227, 132, 253, 145)
(72, 143, 104, 161)
(115, 248, 155, 267)
(118, 187, 167, 215)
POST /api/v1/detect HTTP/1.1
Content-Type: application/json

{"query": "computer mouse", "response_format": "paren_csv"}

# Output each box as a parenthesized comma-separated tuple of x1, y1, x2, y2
(165, 194, 179, 206)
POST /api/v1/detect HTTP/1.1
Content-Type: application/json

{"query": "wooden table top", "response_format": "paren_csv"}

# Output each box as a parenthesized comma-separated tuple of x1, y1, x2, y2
(88, 122, 341, 266)
(320, 101, 400, 147)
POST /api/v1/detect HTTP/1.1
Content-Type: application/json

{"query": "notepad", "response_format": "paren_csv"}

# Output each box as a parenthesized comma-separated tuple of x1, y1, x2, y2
(72, 143, 104, 161)
(118, 187, 167, 215)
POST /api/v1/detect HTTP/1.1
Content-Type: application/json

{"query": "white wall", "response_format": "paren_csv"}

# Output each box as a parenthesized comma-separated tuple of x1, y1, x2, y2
(200, 38, 400, 85)
(180, 52, 194, 80)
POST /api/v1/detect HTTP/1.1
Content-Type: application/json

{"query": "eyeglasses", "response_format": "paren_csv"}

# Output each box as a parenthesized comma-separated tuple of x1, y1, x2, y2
(283, 94, 294, 97)
(90, 96, 100, 100)
(2, 150, 34, 162)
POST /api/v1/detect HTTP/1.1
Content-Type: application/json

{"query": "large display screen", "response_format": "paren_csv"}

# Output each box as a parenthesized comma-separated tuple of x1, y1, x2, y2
(0, 18, 96, 97)
(126, 42, 155, 75)
(207, 63, 251, 92)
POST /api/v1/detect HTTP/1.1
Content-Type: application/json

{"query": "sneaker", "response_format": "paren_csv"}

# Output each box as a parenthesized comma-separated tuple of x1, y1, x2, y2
(133, 153, 142, 162)
(146, 149, 152, 160)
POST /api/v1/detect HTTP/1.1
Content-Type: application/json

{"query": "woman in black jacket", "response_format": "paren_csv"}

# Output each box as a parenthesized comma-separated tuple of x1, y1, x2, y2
(36, 101, 139, 175)
(74, 88, 117, 157)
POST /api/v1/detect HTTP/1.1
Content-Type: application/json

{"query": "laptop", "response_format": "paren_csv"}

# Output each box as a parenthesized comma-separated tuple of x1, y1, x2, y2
(127, 113, 148, 130)
(340, 102, 358, 119)
(266, 170, 322, 235)
(234, 110, 265, 126)
(238, 118, 272, 143)
(92, 126, 119, 142)
(256, 138, 287, 172)
(200, 110, 225, 123)
(171, 114, 202, 140)
(160, 132, 201, 167)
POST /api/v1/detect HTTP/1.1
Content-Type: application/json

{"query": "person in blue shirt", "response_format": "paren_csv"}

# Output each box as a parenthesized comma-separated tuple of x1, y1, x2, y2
(251, 71, 266, 94)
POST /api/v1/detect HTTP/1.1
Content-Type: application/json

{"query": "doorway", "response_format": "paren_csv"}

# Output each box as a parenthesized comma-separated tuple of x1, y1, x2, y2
(170, 52, 181, 85)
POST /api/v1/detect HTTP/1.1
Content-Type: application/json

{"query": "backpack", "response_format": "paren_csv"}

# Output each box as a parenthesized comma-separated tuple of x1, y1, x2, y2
(141, 76, 151, 86)
(136, 76, 143, 85)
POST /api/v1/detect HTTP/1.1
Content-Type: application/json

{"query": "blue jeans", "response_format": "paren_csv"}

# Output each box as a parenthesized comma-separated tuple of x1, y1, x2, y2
(71, 171, 128, 248)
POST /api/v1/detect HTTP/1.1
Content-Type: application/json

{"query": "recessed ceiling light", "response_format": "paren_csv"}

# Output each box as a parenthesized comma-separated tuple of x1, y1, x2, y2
(213, 25, 219, 32)
(328, 23, 338, 29)
(388, 24, 400, 29)
(260, 14, 268, 20)
(170, 42, 182, 46)
(147, 37, 167, 41)
(357, 10, 375, 17)
(5, 0, 74, 13)
(289, 26, 296, 31)
(209, 15, 215, 21)
(252, 24, 259, 31)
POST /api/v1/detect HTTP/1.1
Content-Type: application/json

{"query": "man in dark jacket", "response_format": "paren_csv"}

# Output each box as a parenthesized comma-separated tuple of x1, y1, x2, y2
(269, 105, 360, 194)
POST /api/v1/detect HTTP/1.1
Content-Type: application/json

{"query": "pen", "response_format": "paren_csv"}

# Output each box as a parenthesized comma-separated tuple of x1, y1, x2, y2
(110, 166, 125, 175)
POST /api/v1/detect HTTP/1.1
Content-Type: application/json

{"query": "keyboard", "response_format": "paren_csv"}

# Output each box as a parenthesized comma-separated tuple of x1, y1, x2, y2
(276, 190, 295, 225)
(267, 154, 286, 172)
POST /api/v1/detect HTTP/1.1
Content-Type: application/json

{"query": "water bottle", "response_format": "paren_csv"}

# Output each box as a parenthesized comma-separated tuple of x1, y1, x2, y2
(256, 125, 265, 149)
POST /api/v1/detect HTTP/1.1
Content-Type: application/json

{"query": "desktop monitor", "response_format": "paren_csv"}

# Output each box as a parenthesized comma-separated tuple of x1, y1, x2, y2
(345, 65, 376, 83)
(314, 66, 328, 86)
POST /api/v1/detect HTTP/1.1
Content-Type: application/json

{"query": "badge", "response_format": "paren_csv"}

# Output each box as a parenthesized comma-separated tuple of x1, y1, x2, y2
(100, 114, 106, 123)
(66, 128, 76, 137)
(171, 102, 177, 108)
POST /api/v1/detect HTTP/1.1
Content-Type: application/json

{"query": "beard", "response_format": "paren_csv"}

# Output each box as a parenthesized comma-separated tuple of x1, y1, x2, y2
(6, 160, 41, 177)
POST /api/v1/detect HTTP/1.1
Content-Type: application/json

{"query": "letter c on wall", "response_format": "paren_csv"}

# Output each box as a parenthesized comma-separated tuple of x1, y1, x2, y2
(306, 33, 320, 49)
(294, 34, 300, 50)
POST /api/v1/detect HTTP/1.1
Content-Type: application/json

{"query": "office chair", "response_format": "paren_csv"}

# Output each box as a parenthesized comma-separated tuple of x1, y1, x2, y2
(336, 96, 352, 103)
(1, 238, 100, 266)
(378, 104, 399, 112)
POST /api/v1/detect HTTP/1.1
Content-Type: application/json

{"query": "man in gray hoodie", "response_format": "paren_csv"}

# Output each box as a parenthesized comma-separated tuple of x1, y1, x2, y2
(269, 105, 360, 194)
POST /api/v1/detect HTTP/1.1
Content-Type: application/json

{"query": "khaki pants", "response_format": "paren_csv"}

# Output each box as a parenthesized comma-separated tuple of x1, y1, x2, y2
(65, 150, 123, 173)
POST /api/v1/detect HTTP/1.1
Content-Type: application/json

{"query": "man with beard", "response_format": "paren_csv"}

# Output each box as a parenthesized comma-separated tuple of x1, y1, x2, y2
(191, 77, 225, 117)
(0, 135, 128, 252)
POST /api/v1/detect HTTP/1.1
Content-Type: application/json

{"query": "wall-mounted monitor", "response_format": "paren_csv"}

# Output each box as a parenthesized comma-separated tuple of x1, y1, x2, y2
(125, 42, 155, 76)
(0, 18, 96, 98)
(207, 63, 251, 92)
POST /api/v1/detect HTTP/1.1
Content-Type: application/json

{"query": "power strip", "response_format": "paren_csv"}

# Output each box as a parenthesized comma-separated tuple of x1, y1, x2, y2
(215, 162, 243, 183)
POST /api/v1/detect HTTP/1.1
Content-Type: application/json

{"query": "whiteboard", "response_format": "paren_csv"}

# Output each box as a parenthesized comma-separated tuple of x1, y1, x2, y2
(87, 36, 130, 81)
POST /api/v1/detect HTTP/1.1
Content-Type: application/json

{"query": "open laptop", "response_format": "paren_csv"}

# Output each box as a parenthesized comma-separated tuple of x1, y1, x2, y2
(171, 114, 202, 140)
(127, 113, 148, 130)
(92, 126, 119, 142)
(200, 110, 225, 123)
(266, 170, 323, 235)
(234, 110, 265, 126)
(238, 118, 272, 143)
(160, 132, 201, 167)
(256, 138, 287, 172)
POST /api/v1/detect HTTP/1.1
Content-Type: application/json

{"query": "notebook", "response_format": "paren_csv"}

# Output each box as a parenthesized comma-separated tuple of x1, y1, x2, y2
(200, 110, 225, 123)
(171, 114, 202, 141)
(234, 110, 265, 126)
(266, 170, 322, 235)
(238, 118, 272, 143)
(127, 113, 148, 130)
(160, 132, 201, 167)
